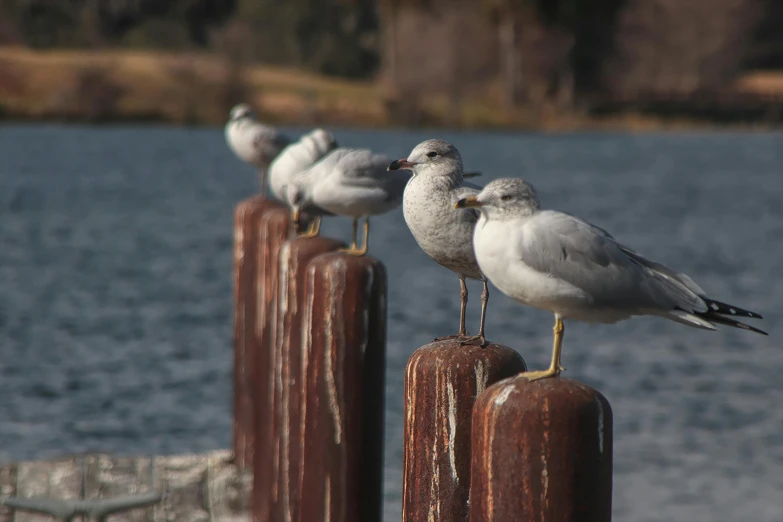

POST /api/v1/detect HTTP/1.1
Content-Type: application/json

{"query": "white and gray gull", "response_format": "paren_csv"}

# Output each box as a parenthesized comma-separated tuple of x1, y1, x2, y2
(289, 148, 410, 256)
(224, 103, 291, 193)
(269, 128, 337, 233)
(388, 139, 489, 346)
(285, 147, 351, 238)
(456, 178, 766, 381)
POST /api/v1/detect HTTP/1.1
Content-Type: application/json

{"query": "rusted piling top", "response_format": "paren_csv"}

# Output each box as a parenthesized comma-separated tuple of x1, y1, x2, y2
(403, 340, 527, 522)
(298, 252, 387, 522)
(256, 236, 344, 522)
(233, 195, 286, 470)
(471, 377, 613, 522)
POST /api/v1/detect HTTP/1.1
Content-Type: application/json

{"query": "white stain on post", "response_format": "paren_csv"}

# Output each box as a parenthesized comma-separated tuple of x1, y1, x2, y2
(325, 261, 345, 446)
(446, 377, 458, 482)
(493, 383, 514, 406)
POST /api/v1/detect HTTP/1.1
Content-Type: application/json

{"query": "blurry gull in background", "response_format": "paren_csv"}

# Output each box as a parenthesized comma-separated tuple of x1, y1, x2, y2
(457, 178, 767, 381)
(268, 128, 338, 205)
(224, 103, 291, 194)
(389, 139, 490, 346)
(285, 148, 350, 237)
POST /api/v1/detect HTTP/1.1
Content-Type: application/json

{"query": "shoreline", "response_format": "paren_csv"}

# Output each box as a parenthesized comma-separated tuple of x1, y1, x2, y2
(1, 47, 781, 132)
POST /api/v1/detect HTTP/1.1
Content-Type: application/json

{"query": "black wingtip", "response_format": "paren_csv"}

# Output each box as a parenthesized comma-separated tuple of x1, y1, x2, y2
(703, 298, 763, 320)
(704, 314, 768, 336)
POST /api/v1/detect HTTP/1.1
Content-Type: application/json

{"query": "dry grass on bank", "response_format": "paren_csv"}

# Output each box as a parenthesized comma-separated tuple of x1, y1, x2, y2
(0, 46, 782, 130)
(0, 46, 386, 126)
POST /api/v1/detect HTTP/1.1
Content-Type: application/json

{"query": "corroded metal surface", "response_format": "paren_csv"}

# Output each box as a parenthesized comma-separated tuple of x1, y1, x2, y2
(252, 205, 292, 521)
(402, 341, 526, 522)
(471, 377, 613, 522)
(257, 236, 344, 522)
(234, 196, 284, 470)
(0, 450, 251, 522)
(298, 253, 387, 522)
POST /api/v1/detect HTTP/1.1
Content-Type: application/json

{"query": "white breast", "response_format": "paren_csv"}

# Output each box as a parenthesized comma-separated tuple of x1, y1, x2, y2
(402, 176, 481, 279)
(473, 218, 592, 314)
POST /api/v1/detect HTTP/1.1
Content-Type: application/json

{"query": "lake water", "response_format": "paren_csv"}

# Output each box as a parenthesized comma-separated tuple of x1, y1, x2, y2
(0, 124, 781, 521)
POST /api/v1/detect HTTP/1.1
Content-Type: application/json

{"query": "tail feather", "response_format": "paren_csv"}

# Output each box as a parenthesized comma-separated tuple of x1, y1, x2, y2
(675, 298, 768, 335)
(667, 310, 717, 331)
(702, 298, 763, 319)
(699, 313, 768, 336)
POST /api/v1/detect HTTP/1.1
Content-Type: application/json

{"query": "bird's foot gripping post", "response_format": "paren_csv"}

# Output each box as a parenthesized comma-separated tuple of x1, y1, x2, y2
(519, 316, 565, 381)
(339, 218, 370, 256)
(471, 376, 613, 522)
(233, 195, 288, 470)
(402, 340, 526, 522)
(292, 208, 322, 238)
(300, 216, 322, 238)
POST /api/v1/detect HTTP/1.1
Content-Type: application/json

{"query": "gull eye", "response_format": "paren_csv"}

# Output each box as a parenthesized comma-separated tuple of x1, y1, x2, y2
(501, 194, 513, 201)
(426, 151, 438, 158)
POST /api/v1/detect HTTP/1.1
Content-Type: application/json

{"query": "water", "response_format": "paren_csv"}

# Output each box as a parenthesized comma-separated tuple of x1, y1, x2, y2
(0, 125, 781, 521)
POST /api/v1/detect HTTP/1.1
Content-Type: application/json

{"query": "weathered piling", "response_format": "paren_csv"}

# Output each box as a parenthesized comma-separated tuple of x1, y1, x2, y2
(234, 196, 287, 470)
(251, 204, 293, 519)
(255, 236, 344, 522)
(470, 377, 613, 522)
(297, 253, 387, 522)
(403, 341, 527, 522)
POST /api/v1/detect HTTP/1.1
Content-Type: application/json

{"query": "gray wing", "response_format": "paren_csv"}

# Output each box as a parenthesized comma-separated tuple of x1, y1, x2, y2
(518, 211, 707, 313)
(334, 149, 408, 203)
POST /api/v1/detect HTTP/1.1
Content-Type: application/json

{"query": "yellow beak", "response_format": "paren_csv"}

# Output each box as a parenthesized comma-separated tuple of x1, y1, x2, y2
(454, 196, 482, 209)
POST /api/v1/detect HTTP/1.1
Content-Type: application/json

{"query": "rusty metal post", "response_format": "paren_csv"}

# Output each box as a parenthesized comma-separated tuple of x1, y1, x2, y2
(298, 253, 387, 522)
(251, 204, 292, 519)
(234, 196, 286, 470)
(470, 377, 613, 522)
(254, 236, 344, 522)
(403, 341, 527, 522)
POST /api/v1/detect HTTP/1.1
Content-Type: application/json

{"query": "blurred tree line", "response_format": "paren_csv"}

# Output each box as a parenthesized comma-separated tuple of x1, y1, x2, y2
(1, 0, 782, 110)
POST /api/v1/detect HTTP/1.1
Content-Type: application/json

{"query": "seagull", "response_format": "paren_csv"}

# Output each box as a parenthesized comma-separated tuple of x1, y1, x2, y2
(388, 139, 489, 346)
(292, 148, 409, 255)
(456, 178, 766, 381)
(285, 148, 350, 238)
(269, 128, 337, 202)
(224, 103, 290, 194)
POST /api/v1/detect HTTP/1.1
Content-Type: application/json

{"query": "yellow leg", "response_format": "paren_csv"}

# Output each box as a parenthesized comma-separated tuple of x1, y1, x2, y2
(299, 216, 321, 238)
(292, 208, 303, 233)
(519, 316, 565, 381)
(339, 218, 359, 254)
(339, 217, 369, 256)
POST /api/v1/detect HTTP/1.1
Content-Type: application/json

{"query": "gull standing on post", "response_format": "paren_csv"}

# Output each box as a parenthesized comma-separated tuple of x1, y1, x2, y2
(224, 103, 291, 194)
(290, 148, 409, 256)
(457, 178, 766, 381)
(285, 148, 352, 238)
(268, 128, 338, 234)
(388, 139, 489, 346)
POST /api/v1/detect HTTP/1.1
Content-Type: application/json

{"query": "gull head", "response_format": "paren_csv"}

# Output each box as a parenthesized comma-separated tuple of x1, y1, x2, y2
(286, 177, 309, 213)
(304, 128, 339, 155)
(229, 103, 255, 121)
(387, 139, 462, 178)
(455, 178, 540, 219)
